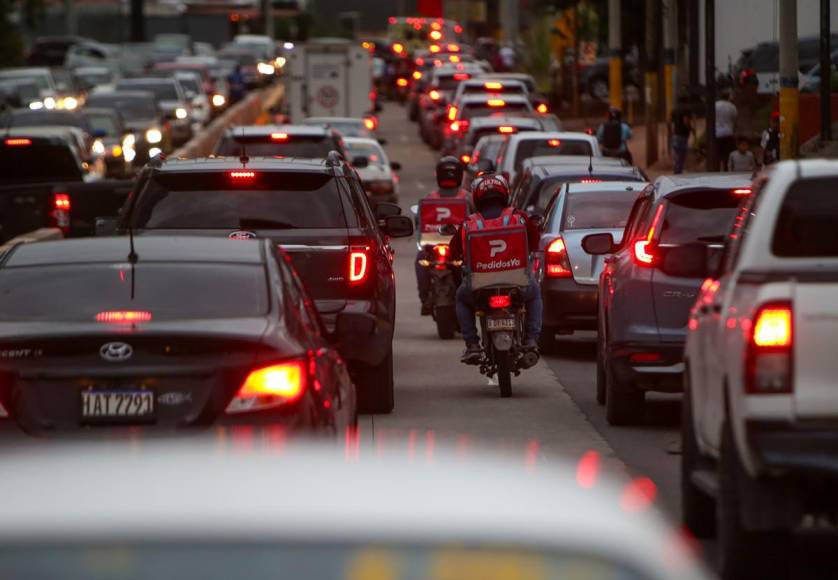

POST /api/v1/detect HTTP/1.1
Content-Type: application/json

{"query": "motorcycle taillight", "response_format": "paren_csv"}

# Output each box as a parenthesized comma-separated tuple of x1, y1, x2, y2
(433, 244, 449, 269)
(489, 295, 511, 309)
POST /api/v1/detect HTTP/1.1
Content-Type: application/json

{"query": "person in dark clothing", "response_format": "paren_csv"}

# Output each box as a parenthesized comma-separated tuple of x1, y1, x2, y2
(227, 65, 247, 105)
(596, 107, 633, 164)
(670, 96, 694, 174)
(761, 111, 781, 165)
(450, 175, 542, 364)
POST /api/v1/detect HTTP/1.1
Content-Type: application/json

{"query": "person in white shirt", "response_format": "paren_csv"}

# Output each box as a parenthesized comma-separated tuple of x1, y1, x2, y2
(715, 90, 738, 170)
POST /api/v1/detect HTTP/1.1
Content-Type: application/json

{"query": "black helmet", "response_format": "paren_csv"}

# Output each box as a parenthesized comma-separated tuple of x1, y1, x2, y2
(472, 174, 510, 210)
(436, 155, 464, 189)
(607, 107, 622, 122)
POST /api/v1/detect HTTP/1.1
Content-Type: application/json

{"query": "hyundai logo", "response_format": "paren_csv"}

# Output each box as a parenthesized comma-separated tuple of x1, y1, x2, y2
(228, 230, 256, 240)
(100, 342, 133, 362)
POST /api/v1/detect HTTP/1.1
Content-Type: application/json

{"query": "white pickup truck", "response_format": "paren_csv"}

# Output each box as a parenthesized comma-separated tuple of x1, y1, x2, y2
(678, 160, 838, 580)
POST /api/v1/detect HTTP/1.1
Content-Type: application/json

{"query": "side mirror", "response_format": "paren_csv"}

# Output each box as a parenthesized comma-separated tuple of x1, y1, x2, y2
(95, 216, 118, 236)
(390, 161, 401, 171)
(475, 158, 495, 174)
(352, 156, 369, 168)
(374, 202, 402, 219)
(582, 232, 615, 255)
(660, 243, 710, 279)
(378, 138, 388, 145)
(438, 223, 457, 236)
(383, 215, 414, 238)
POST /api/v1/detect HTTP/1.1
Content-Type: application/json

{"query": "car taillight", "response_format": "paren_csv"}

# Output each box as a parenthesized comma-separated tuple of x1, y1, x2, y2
(447, 105, 458, 121)
(225, 360, 307, 414)
(633, 204, 665, 267)
(230, 171, 256, 179)
(732, 188, 752, 196)
(536, 103, 549, 114)
(363, 116, 377, 131)
(396, 78, 408, 87)
(271, 132, 289, 141)
(429, 89, 441, 101)
(547, 139, 561, 147)
(4, 138, 31, 146)
(746, 303, 793, 394)
(498, 126, 516, 134)
(412, 71, 423, 80)
(484, 82, 503, 90)
(50, 192, 71, 233)
(487, 99, 506, 107)
(489, 295, 512, 309)
(95, 310, 153, 323)
(348, 238, 373, 285)
(433, 244, 449, 269)
(546, 237, 572, 278)
(392, 42, 405, 55)
(453, 73, 470, 80)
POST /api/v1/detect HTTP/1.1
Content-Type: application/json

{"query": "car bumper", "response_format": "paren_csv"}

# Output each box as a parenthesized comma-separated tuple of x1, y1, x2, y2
(542, 277, 598, 330)
(748, 421, 838, 478)
(608, 341, 685, 392)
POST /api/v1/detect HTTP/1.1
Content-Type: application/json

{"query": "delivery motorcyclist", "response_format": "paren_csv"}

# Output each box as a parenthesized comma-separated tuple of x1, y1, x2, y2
(448, 174, 542, 365)
(597, 107, 633, 164)
(415, 156, 473, 315)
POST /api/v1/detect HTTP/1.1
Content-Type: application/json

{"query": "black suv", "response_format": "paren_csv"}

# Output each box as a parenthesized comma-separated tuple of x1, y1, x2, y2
(111, 153, 413, 413)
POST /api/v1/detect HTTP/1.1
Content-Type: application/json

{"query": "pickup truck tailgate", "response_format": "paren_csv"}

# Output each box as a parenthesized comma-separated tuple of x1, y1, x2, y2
(793, 282, 838, 418)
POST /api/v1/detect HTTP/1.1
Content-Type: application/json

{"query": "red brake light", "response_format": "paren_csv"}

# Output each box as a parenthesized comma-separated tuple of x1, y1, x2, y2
(270, 132, 288, 141)
(453, 73, 470, 80)
(455, 24, 463, 34)
(53, 193, 70, 211)
(429, 44, 441, 53)
(489, 295, 512, 309)
(746, 302, 793, 394)
(349, 250, 368, 284)
(547, 139, 561, 147)
(536, 103, 549, 114)
(50, 192, 71, 233)
(484, 82, 503, 90)
(363, 116, 377, 131)
(753, 306, 792, 348)
(487, 99, 506, 107)
(95, 310, 152, 323)
(447, 105, 458, 121)
(433, 244, 448, 259)
(230, 171, 255, 179)
(732, 188, 752, 196)
(580, 179, 602, 184)
(396, 78, 409, 87)
(429, 89, 441, 101)
(226, 360, 306, 414)
(498, 126, 516, 134)
(412, 71, 423, 80)
(429, 30, 442, 40)
(5, 138, 31, 146)
(546, 237, 572, 278)
(447, 44, 460, 52)
(633, 204, 665, 267)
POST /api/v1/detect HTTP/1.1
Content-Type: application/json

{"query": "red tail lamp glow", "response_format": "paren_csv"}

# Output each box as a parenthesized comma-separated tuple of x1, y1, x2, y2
(363, 117, 377, 131)
(433, 244, 448, 259)
(392, 43, 405, 55)
(547, 139, 561, 147)
(396, 78, 409, 87)
(229, 171, 255, 179)
(487, 99, 506, 107)
(96, 310, 152, 323)
(489, 295, 512, 309)
(546, 237, 572, 278)
(484, 81, 503, 90)
(4, 138, 31, 146)
(536, 103, 549, 114)
(349, 250, 368, 283)
(460, 154, 471, 164)
(447, 105, 458, 121)
(270, 132, 288, 141)
(621, 477, 658, 513)
(226, 361, 306, 414)
(576, 450, 600, 488)
(449, 55, 461, 63)
(498, 126, 516, 134)
(732, 188, 752, 196)
(429, 44, 441, 53)
(454, 25, 463, 34)
(633, 203, 665, 266)
(412, 71, 423, 81)
(580, 179, 603, 184)
(453, 73, 470, 81)
(630, 352, 663, 363)
(429, 30, 442, 40)
(752, 306, 792, 347)
(53, 193, 71, 211)
(429, 89, 441, 101)
(447, 44, 461, 52)
(449, 121, 462, 133)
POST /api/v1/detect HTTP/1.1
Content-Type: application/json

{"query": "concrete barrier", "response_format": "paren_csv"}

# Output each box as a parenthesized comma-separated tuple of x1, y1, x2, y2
(172, 84, 286, 159)
(0, 228, 64, 254)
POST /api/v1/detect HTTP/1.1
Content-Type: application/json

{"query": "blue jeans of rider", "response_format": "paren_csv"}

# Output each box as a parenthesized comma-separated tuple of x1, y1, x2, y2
(415, 249, 430, 300)
(455, 279, 543, 346)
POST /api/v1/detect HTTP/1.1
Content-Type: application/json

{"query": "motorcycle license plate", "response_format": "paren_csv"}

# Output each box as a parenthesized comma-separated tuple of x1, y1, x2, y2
(487, 318, 516, 331)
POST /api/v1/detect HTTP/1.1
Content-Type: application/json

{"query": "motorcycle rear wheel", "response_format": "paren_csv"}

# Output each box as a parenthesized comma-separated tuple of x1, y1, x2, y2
(495, 350, 513, 398)
(434, 306, 457, 339)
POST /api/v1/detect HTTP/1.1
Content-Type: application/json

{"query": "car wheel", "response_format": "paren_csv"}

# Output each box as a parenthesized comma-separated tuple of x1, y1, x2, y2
(595, 332, 606, 406)
(605, 358, 644, 426)
(681, 368, 716, 537)
(717, 421, 790, 580)
(355, 350, 394, 415)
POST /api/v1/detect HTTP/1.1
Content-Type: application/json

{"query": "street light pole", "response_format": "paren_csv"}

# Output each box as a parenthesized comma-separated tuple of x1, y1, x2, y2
(663, 0, 677, 122)
(608, 0, 622, 111)
(704, 0, 716, 171)
(779, 0, 799, 159)
(820, 0, 831, 142)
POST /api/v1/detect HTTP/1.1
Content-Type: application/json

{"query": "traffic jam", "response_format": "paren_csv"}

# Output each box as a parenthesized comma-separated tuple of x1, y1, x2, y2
(0, 10, 836, 580)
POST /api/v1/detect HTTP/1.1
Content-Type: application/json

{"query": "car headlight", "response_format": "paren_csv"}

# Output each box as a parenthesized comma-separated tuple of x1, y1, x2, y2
(274, 56, 286, 68)
(62, 96, 79, 110)
(28, 101, 44, 110)
(92, 138, 106, 155)
(43, 96, 56, 109)
(149, 147, 162, 158)
(212, 94, 226, 107)
(175, 107, 188, 120)
(257, 62, 275, 75)
(145, 128, 162, 144)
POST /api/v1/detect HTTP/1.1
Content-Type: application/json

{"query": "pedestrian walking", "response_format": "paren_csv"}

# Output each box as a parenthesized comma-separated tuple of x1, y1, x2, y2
(728, 136, 757, 173)
(760, 111, 781, 165)
(670, 95, 694, 174)
(715, 89, 738, 171)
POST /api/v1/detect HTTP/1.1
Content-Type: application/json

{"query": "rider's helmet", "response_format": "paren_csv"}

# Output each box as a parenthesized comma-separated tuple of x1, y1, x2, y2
(435, 155, 464, 189)
(607, 106, 622, 122)
(472, 174, 511, 210)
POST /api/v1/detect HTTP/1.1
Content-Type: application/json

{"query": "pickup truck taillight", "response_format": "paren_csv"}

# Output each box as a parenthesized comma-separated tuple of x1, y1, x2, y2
(745, 302, 793, 394)
(50, 192, 71, 234)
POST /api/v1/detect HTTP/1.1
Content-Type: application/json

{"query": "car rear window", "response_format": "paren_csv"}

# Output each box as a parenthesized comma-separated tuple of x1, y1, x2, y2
(0, 263, 268, 322)
(659, 189, 745, 245)
(514, 139, 594, 174)
(5, 111, 84, 129)
(215, 136, 337, 158)
(561, 188, 640, 230)
(469, 126, 533, 147)
(435, 75, 471, 92)
(131, 171, 351, 230)
(536, 174, 642, 212)
(85, 96, 158, 121)
(772, 177, 838, 257)
(0, 144, 80, 183)
(463, 102, 531, 121)
(117, 82, 179, 102)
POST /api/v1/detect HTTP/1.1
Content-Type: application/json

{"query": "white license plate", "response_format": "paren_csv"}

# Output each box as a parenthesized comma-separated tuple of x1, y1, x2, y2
(487, 318, 516, 331)
(81, 390, 155, 420)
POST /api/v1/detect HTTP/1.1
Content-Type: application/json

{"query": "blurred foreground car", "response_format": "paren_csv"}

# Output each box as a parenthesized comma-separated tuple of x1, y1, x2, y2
(538, 181, 646, 346)
(682, 161, 838, 579)
(588, 173, 753, 425)
(0, 237, 356, 435)
(0, 443, 711, 580)
(343, 137, 400, 202)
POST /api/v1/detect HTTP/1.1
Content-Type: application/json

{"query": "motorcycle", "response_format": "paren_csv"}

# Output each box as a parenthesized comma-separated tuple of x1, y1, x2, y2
(474, 286, 539, 397)
(417, 242, 461, 339)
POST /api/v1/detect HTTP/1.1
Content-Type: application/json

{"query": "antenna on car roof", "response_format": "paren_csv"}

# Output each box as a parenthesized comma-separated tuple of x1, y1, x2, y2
(588, 153, 593, 176)
(239, 126, 249, 166)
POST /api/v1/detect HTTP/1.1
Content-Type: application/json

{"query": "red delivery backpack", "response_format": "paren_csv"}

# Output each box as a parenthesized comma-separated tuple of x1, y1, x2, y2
(419, 190, 470, 234)
(462, 207, 529, 289)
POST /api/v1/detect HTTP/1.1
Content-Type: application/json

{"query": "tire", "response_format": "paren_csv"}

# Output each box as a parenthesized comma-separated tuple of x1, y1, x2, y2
(355, 350, 394, 415)
(717, 421, 790, 580)
(681, 370, 716, 538)
(496, 350, 512, 398)
(434, 306, 457, 339)
(595, 332, 606, 406)
(605, 358, 644, 425)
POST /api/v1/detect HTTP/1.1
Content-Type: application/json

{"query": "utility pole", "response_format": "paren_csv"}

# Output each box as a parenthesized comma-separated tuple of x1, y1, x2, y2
(820, 0, 831, 142)
(130, 0, 145, 42)
(263, 0, 274, 38)
(63, 0, 77, 35)
(608, 0, 622, 111)
(645, 0, 660, 167)
(704, 0, 716, 171)
(663, 0, 677, 121)
(688, 0, 699, 94)
(779, 0, 799, 160)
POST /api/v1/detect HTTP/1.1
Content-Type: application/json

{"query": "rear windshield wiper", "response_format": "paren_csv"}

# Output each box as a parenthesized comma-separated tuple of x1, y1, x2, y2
(239, 218, 297, 230)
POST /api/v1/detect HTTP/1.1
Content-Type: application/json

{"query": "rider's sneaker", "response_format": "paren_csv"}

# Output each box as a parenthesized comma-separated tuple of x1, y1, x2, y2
(522, 338, 539, 352)
(460, 343, 482, 365)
